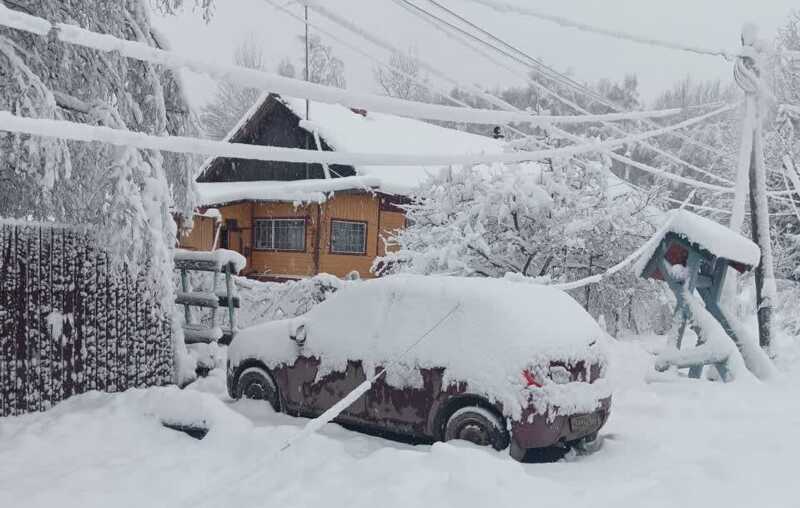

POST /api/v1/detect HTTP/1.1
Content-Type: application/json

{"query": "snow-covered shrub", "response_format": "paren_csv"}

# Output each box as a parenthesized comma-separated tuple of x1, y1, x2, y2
(376, 161, 672, 336)
(186, 273, 350, 331)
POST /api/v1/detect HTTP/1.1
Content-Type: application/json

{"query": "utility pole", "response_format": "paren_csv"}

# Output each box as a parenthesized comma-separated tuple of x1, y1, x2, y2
(733, 24, 775, 351)
(305, 4, 310, 122)
(304, 4, 310, 179)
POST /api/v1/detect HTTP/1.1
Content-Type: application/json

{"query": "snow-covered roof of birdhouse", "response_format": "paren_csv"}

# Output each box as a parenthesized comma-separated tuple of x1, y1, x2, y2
(197, 93, 505, 198)
(639, 209, 761, 271)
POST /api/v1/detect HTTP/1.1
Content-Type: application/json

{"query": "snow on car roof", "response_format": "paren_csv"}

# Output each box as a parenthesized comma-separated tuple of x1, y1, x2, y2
(229, 274, 605, 418)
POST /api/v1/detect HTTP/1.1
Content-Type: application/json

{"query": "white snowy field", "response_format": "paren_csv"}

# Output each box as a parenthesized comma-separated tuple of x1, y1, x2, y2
(1, 338, 799, 508)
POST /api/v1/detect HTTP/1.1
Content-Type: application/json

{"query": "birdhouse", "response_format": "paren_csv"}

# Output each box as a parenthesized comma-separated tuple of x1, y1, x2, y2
(639, 210, 759, 301)
(637, 209, 761, 381)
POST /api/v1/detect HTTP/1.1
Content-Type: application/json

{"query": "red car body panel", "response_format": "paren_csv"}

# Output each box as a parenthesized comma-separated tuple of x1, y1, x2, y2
(228, 354, 611, 451)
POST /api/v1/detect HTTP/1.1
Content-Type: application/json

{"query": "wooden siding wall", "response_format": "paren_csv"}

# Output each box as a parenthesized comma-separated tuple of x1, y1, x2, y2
(251, 202, 317, 277)
(179, 192, 407, 280)
(0, 222, 173, 417)
(378, 210, 405, 256)
(179, 215, 216, 251)
(319, 193, 379, 278)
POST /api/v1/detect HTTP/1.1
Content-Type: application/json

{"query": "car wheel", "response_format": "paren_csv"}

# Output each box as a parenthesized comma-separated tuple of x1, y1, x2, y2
(444, 406, 509, 451)
(236, 367, 280, 412)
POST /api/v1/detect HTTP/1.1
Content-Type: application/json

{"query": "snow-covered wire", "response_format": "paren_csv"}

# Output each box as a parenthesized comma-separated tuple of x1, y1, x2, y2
(393, 0, 735, 186)
(458, 0, 740, 60)
(0, 4, 695, 127)
(0, 107, 732, 169)
(546, 123, 735, 193)
(265, 0, 530, 142)
(264, 0, 460, 110)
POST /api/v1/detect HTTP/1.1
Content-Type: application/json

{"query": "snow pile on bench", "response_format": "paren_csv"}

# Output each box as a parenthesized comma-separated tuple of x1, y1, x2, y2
(174, 248, 247, 273)
(230, 274, 608, 419)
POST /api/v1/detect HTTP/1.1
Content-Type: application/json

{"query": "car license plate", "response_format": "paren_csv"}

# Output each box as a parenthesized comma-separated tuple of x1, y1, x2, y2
(569, 413, 601, 433)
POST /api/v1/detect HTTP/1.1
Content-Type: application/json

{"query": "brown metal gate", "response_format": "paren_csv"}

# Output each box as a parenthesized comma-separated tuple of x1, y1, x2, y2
(0, 221, 174, 417)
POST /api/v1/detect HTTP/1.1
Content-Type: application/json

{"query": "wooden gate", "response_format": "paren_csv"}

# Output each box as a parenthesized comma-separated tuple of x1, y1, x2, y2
(0, 221, 174, 417)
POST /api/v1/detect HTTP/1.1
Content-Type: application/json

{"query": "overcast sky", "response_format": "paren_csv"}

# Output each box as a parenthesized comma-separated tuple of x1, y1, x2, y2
(154, 0, 798, 110)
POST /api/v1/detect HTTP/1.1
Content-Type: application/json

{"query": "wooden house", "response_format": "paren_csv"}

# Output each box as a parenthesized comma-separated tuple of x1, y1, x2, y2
(180, 94, 502, 280)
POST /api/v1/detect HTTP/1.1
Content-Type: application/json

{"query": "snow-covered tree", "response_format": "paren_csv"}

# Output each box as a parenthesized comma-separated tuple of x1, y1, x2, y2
(301, 34, 346, 88)
(376, 162, 670, 335)
(200, 34, 266, 139)
(0, 0, 200, 380)
(277, 57, 297, 78)
(373, 47, 431, 102)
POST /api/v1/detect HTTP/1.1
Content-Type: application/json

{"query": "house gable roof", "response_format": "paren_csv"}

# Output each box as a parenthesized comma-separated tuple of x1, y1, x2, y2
(196, 93, 505, 200)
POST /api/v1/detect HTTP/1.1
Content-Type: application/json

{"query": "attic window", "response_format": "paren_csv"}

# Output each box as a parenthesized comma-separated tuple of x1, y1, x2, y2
(350, 108, 368, 117)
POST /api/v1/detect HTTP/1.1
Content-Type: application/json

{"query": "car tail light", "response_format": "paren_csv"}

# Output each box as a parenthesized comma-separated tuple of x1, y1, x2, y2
(522, 369, 543, 388)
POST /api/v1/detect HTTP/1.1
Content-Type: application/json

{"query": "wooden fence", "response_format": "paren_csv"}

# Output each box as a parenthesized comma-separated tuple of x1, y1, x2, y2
(0, 221, 174, 417)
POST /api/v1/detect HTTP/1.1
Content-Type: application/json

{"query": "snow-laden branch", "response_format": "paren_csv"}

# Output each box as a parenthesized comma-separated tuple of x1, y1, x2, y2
(0, 106, 736, 169)
(0, 4, 714, 127)
(508, 191, 697, 291)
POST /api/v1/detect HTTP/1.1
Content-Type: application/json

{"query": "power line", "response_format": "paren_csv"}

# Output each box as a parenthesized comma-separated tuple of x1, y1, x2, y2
(457, 0, 740, 60)
(399, 0, 736, 185)
(0, 4, 696, 128)
(0, 107, 732, 169)
(277, 4, 744, 199)
(263, 0, 538, 145)
(422, 0, 737, 162)
(302, 0, 739, 194)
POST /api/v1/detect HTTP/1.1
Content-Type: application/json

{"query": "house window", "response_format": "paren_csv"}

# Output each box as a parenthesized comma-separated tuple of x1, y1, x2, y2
(331, 220, 367, 255)
(254, 219, 305, 251)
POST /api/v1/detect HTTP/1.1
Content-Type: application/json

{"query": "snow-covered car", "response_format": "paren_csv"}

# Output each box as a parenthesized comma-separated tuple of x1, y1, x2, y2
(227, 275, 611, 460)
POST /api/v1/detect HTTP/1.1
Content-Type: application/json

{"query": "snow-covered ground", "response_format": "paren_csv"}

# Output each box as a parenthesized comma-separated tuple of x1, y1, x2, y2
(2, 335, 800, 508)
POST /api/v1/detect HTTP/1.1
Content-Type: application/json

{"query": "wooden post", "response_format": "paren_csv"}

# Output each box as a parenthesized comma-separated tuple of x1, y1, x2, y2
(749, 109, 774, 350)
(226, 263, 236, 334)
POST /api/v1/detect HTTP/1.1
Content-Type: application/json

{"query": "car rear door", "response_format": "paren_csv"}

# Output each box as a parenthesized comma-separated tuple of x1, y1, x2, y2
(296, 358, 368, 422)
(366, 366, 441, 437)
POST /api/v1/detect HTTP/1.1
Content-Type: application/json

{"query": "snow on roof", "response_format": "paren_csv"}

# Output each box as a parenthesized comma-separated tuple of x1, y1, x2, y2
(282, 97, 504, 194)
(199, 93, 505, 196)
(643, 209, 761, 269)
(195, 176, 382, 206)
(229, 274, 608, 419)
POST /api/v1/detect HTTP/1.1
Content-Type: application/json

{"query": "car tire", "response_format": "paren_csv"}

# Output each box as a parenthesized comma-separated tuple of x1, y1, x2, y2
(235, 367, 280, 412)
(444, 406, 509, 451)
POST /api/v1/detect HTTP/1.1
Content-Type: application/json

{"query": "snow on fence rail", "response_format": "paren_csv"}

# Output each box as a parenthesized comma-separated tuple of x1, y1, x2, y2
(0, 4, 704, 126)
(0, 221, 174, 417)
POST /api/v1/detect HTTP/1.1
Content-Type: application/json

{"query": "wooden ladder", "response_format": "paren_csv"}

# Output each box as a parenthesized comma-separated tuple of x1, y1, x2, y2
(174, 256, 240, 346)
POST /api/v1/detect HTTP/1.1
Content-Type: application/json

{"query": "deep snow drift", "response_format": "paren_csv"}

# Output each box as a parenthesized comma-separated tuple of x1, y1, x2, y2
(2, 335, 800, 508)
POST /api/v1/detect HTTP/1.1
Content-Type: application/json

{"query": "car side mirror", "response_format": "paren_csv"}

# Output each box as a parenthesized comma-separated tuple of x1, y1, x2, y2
(290, 323, 307, 347)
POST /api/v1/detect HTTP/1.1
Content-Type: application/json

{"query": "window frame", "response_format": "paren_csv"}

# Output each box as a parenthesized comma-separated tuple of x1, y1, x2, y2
(329, 219, 368, 256)
(252, 217, 307, 252)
